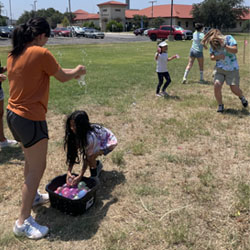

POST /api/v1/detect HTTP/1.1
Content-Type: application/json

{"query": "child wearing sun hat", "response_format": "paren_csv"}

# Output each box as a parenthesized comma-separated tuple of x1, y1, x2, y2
(155, 41, 179, 97)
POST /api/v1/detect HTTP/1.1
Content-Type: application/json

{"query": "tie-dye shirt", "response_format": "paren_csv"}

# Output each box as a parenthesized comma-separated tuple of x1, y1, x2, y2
(210, 35, 239, 71)
(85, 125, 117, 156)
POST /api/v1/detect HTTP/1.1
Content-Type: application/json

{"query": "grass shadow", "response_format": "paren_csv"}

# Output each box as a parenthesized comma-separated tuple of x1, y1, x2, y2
(0, 145, 24, 164)
(34, 169, 126, 242)
(223, 108, 250, 117)
(189, 80, 213, 85)
(163, 95, 181, 100)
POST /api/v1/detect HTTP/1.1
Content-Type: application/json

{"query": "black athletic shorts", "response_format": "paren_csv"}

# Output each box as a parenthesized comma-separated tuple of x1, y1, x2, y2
(6, 109, 49, 148)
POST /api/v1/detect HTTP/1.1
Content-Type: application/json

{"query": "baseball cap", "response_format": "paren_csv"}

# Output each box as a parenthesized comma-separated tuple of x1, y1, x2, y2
(158, 41, 168, 47)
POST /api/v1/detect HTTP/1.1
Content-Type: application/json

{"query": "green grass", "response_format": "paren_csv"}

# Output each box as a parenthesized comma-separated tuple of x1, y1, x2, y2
(0, 34, 250, 250)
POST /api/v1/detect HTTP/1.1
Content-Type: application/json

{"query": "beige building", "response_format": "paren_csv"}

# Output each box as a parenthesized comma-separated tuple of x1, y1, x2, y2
(97, 1, 127, 31)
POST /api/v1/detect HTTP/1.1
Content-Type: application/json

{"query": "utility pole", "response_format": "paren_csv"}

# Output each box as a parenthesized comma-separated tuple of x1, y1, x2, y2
(149, 1, 157, 18)
(68, 0, 72, 25)
(9, 0, 12, 24)
(34, 0, 37, 11)
(0, 2, 4, 16)
(169, 0, 174, 41)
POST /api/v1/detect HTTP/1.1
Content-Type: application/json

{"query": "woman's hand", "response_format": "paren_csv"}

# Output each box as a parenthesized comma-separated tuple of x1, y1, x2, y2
(75, 65, 86, 79)
(0, 74, 7, 81)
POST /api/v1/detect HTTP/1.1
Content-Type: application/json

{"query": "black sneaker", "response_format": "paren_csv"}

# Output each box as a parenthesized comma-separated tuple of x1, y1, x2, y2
(90, 160, 103, 178)
(217, 104, 224, 113)
(240, 96, 248, 108)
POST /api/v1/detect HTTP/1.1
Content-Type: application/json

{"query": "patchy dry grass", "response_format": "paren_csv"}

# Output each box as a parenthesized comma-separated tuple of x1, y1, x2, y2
(0, 36, 249, 249)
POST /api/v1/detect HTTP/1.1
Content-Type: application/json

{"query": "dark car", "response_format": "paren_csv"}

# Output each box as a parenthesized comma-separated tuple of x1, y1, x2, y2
(133, 28, 146, 36)
(53, 27, 71, 37)
(0, 26, 12, 38)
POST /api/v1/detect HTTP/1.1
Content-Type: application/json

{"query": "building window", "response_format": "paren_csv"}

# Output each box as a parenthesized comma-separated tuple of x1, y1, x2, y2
(178, 21, 181, 26)
(115, 9, 121, 12)
(193, 22, 195, 27)
(239, 22, 242, 27)
(185, 22, 188, 28)
(103, 9, 107, 12)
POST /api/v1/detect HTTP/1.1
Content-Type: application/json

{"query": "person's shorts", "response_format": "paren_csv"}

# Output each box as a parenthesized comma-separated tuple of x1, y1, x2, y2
(214, 67, 240, 86)
(190, 48, 203, 58)
(6, 109, 49, 148)
(0, 87, 4, 101)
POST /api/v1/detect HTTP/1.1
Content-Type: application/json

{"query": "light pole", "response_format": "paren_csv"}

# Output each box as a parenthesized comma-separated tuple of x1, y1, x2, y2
(34, 0, 37, 11)
(68, 0, 72, 25)
(149, 1, 157, 18)
(168, 0, 174, 41)
(9, 0, 12, 25)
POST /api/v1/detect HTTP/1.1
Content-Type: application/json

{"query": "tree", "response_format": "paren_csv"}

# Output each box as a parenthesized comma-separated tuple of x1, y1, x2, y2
(151, 17, 165, 28)
(131, 15, 149, 29)
(106, 20, 123, 32)
(192, 0, 248, 29)
(62, 16, 69, 27)
(16, 8, 67, 28)
(242, 19, 250, 32)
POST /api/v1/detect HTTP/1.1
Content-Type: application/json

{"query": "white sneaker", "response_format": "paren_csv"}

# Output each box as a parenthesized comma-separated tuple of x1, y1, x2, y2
(182, 78, 187, 84)
(0, 139, 18, 148)
(32, 191, 49, 207)
(13, 216, 49, 240)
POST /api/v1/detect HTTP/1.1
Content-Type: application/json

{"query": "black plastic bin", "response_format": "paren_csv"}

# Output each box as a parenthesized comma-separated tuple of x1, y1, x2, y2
(46, 174, 98, 216)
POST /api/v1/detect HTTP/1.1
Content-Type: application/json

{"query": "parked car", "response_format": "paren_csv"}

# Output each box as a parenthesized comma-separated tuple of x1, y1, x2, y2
(147, 25, 192, 41)
(148, 25, 184, 41)
(144, 28, 156, 36)
(84, 29, 105, 39)
(133, 28, 146, 36)
(173, 26, 193, 40)
(0, 26, 12, 38)
(53, 27, 71, 37)
(67, 26, 85, 37)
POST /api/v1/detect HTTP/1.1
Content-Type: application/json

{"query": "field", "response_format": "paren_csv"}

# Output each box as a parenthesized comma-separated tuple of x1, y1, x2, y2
(0, 34, 249, 250)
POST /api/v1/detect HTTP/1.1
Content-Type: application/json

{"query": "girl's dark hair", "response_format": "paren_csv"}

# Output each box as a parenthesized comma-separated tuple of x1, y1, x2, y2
(64, 110, 94, 166)
(10, 17, 50, 57)
(195, 23, 204, 31)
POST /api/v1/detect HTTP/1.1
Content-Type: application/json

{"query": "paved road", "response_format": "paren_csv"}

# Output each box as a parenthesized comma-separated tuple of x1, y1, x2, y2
(0, 33, 151, 47)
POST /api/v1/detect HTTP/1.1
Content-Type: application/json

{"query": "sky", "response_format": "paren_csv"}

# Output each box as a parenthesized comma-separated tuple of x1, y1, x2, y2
(1, 0, 207, 20)
(1, 0, 249, 20)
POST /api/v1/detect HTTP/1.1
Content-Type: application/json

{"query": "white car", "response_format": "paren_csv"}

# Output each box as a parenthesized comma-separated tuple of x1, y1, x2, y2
(84, 29, 105, 39)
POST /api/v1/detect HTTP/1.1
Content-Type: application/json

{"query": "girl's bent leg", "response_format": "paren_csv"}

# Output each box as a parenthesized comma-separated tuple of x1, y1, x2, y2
(18, 138, 48, 225)
(230, 85, 243, 97)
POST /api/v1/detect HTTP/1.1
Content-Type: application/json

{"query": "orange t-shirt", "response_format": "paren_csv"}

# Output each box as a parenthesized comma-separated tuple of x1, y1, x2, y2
(7, 46, 60, 121)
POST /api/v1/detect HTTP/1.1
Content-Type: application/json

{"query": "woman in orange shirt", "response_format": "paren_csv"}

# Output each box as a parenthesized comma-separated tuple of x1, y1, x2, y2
(7, 17, 86, 240)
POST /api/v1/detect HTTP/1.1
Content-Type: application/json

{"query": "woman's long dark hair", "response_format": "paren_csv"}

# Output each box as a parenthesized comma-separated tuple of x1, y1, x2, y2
(64, 110, 95, 166)
(10, 17, 50, 57)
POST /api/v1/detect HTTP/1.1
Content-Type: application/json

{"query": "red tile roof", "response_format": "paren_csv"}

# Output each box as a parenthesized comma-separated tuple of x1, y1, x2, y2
(97, 1, 127, 7)
(74, 9, 89, 15)
(126, 4, 193, 19)
(125, 9, 140, 19)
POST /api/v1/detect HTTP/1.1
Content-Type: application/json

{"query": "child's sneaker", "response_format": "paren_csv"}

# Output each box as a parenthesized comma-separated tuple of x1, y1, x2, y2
(0, 139, 18, 148)
(32, 191, 49, 207)
(156, 93, 162, 97)
(182, 78, 187, 84)
(240, 96, 248, 108)
(217, 104, 224, 113)
(13, 216, 49, 240)
(161, 91, 169, 97)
